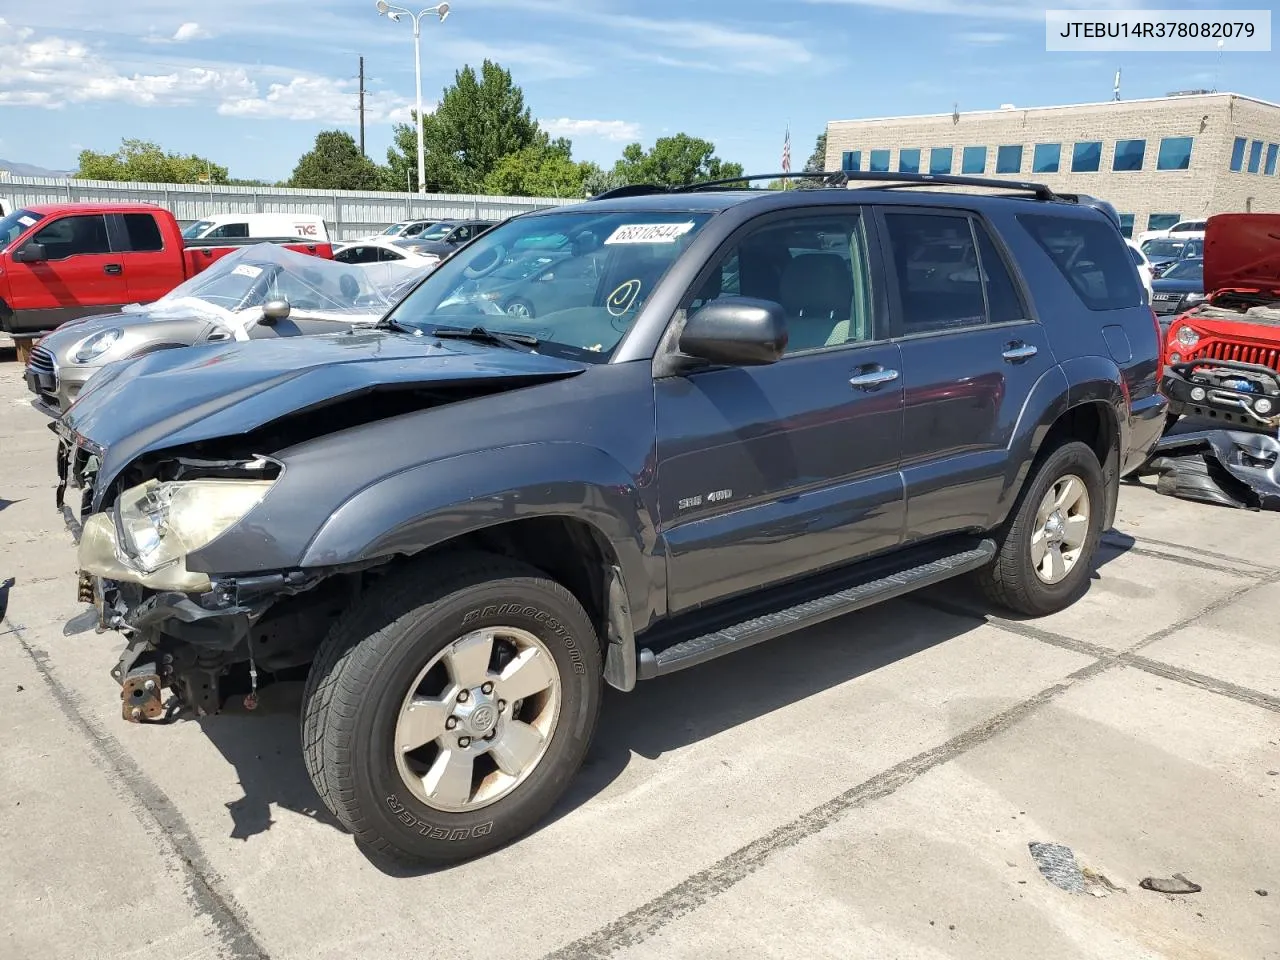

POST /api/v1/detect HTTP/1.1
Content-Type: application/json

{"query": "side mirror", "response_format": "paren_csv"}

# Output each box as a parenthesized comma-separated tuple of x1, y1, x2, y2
(12, 242, 47, 264)
(679, 297, 788, 367)
(261, 299, 291, 324)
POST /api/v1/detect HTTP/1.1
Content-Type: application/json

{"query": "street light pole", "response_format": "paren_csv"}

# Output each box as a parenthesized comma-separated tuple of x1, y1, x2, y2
(375, 1, 450, 196)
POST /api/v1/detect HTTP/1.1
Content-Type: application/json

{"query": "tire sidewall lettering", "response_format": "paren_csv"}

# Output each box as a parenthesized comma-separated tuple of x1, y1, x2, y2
(385, 795, 494, 840)
(461, 601, 585, 672)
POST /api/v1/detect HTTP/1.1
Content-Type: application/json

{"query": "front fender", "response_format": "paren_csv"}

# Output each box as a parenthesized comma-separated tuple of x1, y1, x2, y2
(299, 441, 658, 622)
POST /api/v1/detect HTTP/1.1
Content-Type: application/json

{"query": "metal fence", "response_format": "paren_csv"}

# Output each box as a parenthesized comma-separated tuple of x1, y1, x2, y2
(0, 176, 570, 240)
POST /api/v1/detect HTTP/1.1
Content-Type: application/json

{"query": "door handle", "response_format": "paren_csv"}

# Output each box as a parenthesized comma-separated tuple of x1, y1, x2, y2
(103, 263, 123, 275)
(849, 366, 900, 390)
(1002, 342, 1038, 363)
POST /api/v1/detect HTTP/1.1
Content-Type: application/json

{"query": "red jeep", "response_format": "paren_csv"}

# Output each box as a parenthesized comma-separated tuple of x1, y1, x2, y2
(1161, 213, 1280, 434)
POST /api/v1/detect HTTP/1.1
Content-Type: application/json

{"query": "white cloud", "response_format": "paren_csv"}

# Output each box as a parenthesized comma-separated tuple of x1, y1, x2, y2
(800, 0, 1142, 20)
(172, 22, 209, 42)
(959, 31, 1013, 45)
(218, 75, 415, 124)
(540, 118, 641, 143)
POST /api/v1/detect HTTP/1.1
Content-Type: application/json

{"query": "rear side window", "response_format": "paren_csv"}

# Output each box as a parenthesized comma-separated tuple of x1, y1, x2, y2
(1017, 213, 1142, 311)
(123, 214, 164, 252)
(208, 222, 249, 239)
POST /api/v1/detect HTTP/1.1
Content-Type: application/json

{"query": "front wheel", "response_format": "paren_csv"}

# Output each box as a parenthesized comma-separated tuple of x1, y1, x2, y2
(504, 297, 535, 319)
(302, 553, 603, 864)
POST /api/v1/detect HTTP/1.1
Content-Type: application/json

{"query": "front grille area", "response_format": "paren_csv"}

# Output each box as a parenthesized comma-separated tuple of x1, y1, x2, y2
(27, 345, 56, 377)
(1196, 340, 1280, 372)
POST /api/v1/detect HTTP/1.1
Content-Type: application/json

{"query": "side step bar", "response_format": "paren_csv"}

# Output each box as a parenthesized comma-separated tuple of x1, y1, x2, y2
(637, 540, 996, 680)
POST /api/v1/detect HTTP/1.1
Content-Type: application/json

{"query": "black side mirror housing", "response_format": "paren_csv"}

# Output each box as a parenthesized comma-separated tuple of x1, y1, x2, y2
(12, 242, 48, 264)
(261, 299, 291, 324)
(679, 297, 788, 367)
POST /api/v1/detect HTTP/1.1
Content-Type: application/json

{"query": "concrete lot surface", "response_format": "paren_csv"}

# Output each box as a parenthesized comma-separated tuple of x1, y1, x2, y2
(1, 357, 1277, 960)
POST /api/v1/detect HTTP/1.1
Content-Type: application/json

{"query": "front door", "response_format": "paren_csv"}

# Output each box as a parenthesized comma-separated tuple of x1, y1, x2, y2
(654, 209, 906, 615)
(6, 213, 128, 331)
(877, 208, 1056, 541)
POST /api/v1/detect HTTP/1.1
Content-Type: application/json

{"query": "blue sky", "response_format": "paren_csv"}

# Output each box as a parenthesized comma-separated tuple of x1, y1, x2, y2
(2, 0, 1276, 182)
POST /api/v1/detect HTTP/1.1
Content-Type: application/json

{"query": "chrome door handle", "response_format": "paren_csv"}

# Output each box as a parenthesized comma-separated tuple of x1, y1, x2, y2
(1002, 343, 1038, 362)
(849, 367, 900, 389)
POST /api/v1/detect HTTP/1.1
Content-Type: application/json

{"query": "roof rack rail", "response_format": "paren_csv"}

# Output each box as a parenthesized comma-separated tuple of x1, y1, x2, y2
(586, 171, 848, 201)
(587, 184, 670, 201)
(843, 171, 1060, 201)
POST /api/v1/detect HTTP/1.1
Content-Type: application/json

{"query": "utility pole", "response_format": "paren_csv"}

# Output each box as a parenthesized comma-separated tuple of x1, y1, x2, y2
(358, 56, 366, 157)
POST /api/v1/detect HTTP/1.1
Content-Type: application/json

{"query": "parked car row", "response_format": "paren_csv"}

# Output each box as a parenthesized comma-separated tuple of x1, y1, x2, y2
(39, 170, 1167, 868)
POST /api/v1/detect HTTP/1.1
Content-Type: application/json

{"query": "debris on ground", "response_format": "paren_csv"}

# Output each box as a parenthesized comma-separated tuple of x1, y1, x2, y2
(15, 684, 23, 693)
(1137, 429, 1280, 511)
(1139, 874, 1203, 894)
(1082, 867, 1126, 897)
(1029, 842, 1086, 893)
(1257, 889, 1269, 897)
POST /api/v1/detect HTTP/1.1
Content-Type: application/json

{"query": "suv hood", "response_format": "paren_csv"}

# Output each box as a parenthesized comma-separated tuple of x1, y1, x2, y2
(60, 328, 587, 496)
(1205, 214, 1280, 295)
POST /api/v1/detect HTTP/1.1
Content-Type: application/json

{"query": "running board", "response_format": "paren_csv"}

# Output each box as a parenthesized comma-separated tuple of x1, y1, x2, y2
(637, 540, 996, 680)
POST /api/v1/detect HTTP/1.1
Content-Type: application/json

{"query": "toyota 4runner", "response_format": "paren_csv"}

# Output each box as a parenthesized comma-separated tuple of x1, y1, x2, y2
(54, 171, 1166, 864)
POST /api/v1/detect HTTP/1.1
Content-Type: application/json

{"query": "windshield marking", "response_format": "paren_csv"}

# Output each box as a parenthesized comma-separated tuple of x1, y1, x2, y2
(608, 280, 643, 316)
(604, 222, 695, 245)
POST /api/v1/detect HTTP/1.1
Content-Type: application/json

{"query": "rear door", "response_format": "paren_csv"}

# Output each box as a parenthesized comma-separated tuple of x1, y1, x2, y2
(111, 212, 178, 305)
(4, 213, 127, 330)
(878, 207, 1055, 541)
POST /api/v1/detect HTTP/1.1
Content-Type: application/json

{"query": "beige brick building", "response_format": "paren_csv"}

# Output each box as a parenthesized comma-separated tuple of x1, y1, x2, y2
(825, 92, 1280, 238)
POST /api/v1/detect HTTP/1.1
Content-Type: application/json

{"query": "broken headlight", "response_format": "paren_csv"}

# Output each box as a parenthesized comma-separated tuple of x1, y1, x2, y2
(79, 478, 274, 593)
(1175, 325, 1200, 348)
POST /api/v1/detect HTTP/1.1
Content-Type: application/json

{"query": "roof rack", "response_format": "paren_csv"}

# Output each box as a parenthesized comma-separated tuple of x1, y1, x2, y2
(843, 171, 1060, 201)
(586, 171, 846, 201)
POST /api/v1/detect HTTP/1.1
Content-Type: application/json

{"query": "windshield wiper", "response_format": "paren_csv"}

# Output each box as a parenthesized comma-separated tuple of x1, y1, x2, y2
(432, 326, 540, 351)
(376, 315, 418, 333)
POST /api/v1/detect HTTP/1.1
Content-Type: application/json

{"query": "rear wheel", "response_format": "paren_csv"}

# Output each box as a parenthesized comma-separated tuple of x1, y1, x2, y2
(504, 298, 535, 319)
(977, 440, 1106, 617)
(301, 553, 602, 864)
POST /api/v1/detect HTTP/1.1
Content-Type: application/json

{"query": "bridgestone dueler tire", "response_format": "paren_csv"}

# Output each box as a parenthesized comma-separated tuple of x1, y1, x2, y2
(300, 551, 603, 865)
(976, 440, 1106, 617)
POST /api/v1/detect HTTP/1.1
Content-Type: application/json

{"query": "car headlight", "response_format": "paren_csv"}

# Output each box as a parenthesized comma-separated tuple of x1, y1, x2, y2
(1184, 292, 1208, 305)
(79, 478, 274, 593)
(1175, 326, 1200, 348)
(73, 329, 123, 364)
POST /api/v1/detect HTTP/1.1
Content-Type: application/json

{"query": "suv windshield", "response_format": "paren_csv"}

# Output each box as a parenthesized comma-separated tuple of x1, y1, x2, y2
(181, 220, 215, 239)
(1161, 258, 1203, 282)
(382, 223, 410, 236)
(1142, 238, 1187, 258)
(0, 209, 45, 254)
(416, 223, 457, 242)
(386, 209, 713, 359)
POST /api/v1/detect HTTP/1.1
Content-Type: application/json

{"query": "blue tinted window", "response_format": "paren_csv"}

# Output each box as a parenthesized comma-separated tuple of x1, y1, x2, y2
(961, 145, 987, 174)
(842, 150, 861, 172)
(1156, 136, 1193, 170)
(1148, 213, 1181, 231)
(869, 149, 890, 173)
(1248, 139, 1263, 173)
(1071, 141, 1102, 172)
(1118, 213, 1135, 238)
(1266, 144, 1279, 176)
(1230, 136, 1247, 171)
(995, 145, 1022, 174)
(898, 148, 920, 174)
(1113, 139, 1146, 171)
(929, 147, 953, 174)
(1032, 143, 1060, 173)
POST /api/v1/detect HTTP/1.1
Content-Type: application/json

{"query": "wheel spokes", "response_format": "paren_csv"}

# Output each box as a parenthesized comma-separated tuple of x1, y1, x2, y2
(489, 720, 545, 778)
(1061, 514, 1089, 550)
(1030, 527, 1049, 567)
(421, 748, 475, 807)
(1042, 546, 1067, 583)
(444, 630, 495, 688)
(1055, 476, 1084, 513)
(497, 646, 557, 703)
(398, 695, 454, 752)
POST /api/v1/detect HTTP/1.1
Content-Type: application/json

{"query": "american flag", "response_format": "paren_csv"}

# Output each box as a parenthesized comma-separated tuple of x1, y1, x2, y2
(781, 126, 791, 175)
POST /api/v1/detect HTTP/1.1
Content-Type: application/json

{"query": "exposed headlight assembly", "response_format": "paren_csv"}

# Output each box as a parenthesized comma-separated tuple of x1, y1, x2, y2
(1176, 325, 1200, 348)
(73, 329, 123, 364)
(79, 478, 275, 592)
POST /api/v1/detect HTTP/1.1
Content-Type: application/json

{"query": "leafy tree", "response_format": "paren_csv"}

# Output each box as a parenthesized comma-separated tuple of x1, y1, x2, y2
(582, 165, 625, 197)
(612, 134, 743, 188)
(482, 141, 601, 199)
(288, 130, 384, 190)
(795, 130, 829, 190)
(387, 60, 541, 193)
(75, 138, 228, 184)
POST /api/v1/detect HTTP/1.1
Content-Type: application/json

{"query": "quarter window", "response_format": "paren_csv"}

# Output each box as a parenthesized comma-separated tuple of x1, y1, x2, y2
(961, 146, 987, 174)
(1032, 143, 1060, 173)
(898, 148, 921, 174)
(869, 149, 891, 173)
(30, 215, 112, 259)
(1017, 213, 1143, 311)
(1230, 136, 1247, 171)
(1266, 144, 1279, 176)
(1112, 139, 1146, 171)
(1248, 139, 1263, 173)
(995, 145, 1023, 174)
(1071, 141, 1102, 173)
(929, 147, 953, 174)
(1156, 136, 1193, 170)
(122, 213, 164, 252)
(207, 222, 250, 239)
(842, 150, 861, 172)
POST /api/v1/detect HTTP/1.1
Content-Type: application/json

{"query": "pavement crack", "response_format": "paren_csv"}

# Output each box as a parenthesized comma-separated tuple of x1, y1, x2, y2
(1120, 655, 1280, 714)
(3, 616, 270, 960)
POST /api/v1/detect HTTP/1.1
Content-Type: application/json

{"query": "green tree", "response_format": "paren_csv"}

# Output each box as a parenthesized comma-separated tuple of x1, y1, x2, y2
(288, 130, 385, 190)
(794, 130, 829, 190)
(612, 134, 744, 188)
(387, 60, 541, 193)
(482, 139, 604, 198)
(75, 138, 229, 184)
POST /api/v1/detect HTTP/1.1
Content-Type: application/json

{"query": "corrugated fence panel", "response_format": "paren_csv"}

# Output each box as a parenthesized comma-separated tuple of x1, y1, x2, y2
(0, 177, 569, 240)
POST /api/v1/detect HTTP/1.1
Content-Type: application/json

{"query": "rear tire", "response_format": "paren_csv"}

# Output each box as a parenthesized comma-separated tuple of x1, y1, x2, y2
(977, 440, 1106, 617)
(301, 552, 602, 865)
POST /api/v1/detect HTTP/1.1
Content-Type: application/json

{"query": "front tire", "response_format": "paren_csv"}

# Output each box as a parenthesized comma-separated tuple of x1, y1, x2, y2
(301, 552, 603, 865)
(977, 440, 1106, 617)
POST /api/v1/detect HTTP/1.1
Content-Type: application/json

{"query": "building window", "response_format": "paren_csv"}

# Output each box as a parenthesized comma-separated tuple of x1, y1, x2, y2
(1032, 143, 1060, 173)
(1147, 213, 1181, 231)
(1071, 141, 1102, 173)
(1156, 136, 1193, 171)
(869, 149, 891, 173)
(1248, 139, 1263, 173)
(1113, 139, 1146, 171)
(929, 147, 953, 174)
(899, 148, 921, 174)
(961, 145, 987, 174)
(1266, 144, 1279, 176)
(995, 145, 1023, 174)
(842, 150, 861, 173)
(1230, 136, 1247, 171)
(1118, 214, 1135, 238)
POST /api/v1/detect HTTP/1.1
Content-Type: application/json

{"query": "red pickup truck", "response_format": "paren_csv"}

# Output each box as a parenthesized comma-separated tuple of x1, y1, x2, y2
(0, 202, 333, 336)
